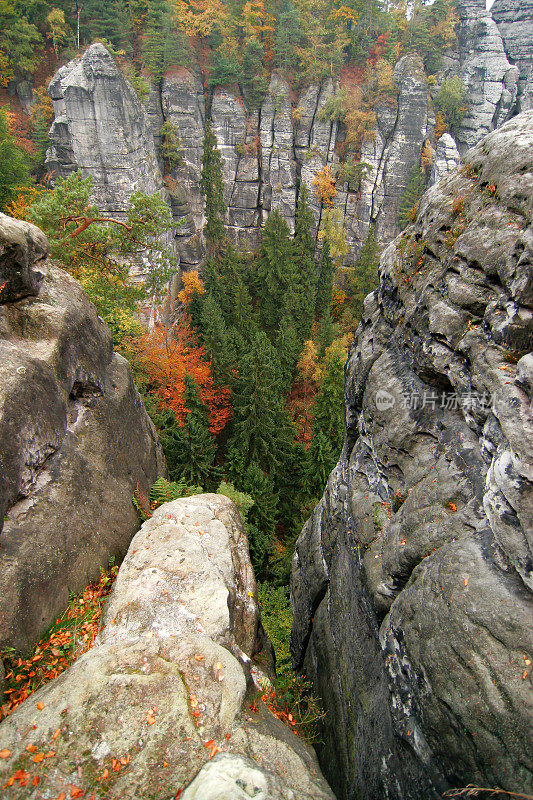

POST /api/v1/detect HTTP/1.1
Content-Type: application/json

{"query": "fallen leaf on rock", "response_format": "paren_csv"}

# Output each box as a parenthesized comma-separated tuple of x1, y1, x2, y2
(37, 702, 44, 710)
(194, 655, 204, 662)
(32, 753, 45, 763)
(146, 715, 156, 725)
(0, 749, 11, 758)
(52, 728, 61, 740)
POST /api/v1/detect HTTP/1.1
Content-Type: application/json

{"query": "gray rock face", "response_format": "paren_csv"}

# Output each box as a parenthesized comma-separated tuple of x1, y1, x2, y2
(47, 20, 531, 267)
(0, 214, 48, 302)
(339, 55, 432, 259)
(0, 495, 335, 800)
(433, 132, 460, 181)
(448, 0, 519, 153)
(492, 0, 533, 111)
(47, 43, 163, 210)
(291, 112, 533, 799)
(0, 214, 166, 653)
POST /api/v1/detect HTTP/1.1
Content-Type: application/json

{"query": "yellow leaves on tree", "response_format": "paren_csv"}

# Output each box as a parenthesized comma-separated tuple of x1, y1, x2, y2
(177, 270, 205, 305)
(172, 0, 230, 39)
(312, 165, 336, 207)
(420, 139, 434, 172)
(434, 111, 447, 140)
(318, 207, 348, 268)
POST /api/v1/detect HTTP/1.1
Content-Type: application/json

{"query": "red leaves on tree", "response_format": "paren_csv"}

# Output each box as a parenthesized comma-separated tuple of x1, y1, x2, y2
(131, 321, 232, 434)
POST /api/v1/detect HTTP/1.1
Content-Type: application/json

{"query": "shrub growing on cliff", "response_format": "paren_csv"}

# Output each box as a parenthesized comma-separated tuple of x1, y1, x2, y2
(434, 76, 469, 133)
(26, 172, 176, 318)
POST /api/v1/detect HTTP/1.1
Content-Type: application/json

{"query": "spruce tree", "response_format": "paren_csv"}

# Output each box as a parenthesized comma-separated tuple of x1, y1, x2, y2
(292, 184, 317, 339)
(315, 239, 334, 320)
(200, 294, 232, 384)
(255, 209, 297, 335)
(348, 224, 380, 321)
(309, 430, 336, 496)
(171, 375, 219, 488)
(398, 165, 424, 230)
(200, 125, 226, 253)
(275, 315, 301, 392)
(313, 342, 346, 454)
(228, 329, 293, 475)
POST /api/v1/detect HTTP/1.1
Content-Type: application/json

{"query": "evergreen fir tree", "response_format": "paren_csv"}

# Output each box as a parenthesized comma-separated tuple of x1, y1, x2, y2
(292, 184, 317, 339)
(171, 375, 220, 488)
(308, 430, 336, 496)
(200, 125, 226, 253)
(200, 294, 232, 384)
(398, 165, 424, 230)
(255, 209, 297, 335)
(315, 239, 334, 320)
(228, 329, 293, 475)
(348, 225, 380, 321)
(275, 315, 301, 392)
(313, 343, 346, 454)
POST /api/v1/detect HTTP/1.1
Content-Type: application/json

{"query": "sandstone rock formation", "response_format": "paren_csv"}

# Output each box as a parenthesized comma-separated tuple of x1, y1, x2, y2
(46, 16, 532, 266)
(448, 0, 519, 153)
(0, 214, 165, 654)
(0, 495, 335, 800)
(291, 112, 533, 799)
(492, 0, 533, 112)
(47, 44, 163, 210)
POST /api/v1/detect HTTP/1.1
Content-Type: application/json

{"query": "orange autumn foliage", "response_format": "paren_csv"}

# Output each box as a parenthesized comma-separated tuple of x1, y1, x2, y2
(177, 269, 205, 305)
(131, 321, 232, 434)
(312, 165, 337, 207)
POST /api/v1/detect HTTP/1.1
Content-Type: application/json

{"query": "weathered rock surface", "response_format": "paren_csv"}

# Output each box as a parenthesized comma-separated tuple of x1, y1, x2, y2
(47, 9, 532, 266)
(291, 112, 533, 799)
(0, 495, 335, 800)
(445, 0, 519, 154)
(47, 44, 163, 210)
(492, 0, 533, 112)
(0, 214, 165, 653)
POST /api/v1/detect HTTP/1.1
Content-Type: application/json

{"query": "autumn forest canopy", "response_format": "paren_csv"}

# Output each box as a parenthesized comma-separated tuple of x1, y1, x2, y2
(0, 0, 466, 684)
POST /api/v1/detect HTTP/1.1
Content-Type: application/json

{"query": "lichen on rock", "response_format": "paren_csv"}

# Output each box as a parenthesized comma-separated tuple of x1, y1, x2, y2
(291, 111, 533, 799)
(0, 213, 166, 654)
(0, 494, 335, 800)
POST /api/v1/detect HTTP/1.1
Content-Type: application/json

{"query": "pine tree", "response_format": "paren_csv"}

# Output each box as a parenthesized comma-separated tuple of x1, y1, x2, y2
(228, 329, 293, 475)
(200, 125, 226, 253)
(315, 239, 334, 320)
(255, 209, 297, 334)
(292, 184, 317, 339)
(398, 165, 423, 230)
(170, 375, 220, 488)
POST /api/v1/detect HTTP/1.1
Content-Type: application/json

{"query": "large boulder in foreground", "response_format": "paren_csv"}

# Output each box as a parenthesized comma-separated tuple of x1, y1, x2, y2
(0, 495, 335, 800)
(0, 213, 165, 653)
(291, 111, 533, 799)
